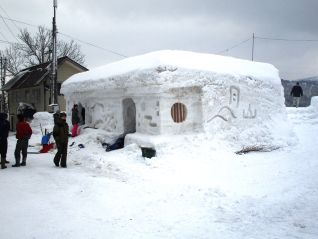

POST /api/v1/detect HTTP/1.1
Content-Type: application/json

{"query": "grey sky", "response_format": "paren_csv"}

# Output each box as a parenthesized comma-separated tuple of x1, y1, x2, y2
(1, 0, 317, 80)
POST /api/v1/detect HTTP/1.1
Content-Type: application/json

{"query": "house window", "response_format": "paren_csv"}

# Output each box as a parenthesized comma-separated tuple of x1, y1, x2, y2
(171, 102, 187, 123)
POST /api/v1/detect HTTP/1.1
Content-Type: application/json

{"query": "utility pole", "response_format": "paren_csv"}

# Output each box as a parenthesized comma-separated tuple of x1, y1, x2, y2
(0, 57, 8, 113)
(252, 33, 255, 61)
(51, 0, 58, 109)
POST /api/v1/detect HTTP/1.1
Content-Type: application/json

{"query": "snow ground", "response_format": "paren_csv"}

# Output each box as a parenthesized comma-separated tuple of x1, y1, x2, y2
(1, 106, 318, 239)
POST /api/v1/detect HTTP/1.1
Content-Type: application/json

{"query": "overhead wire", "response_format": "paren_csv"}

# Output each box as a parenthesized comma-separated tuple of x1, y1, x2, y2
(0, 14, 19, 41)
(0, 4, 21, 31)
(59, 32, 128, 58)
(0, 14, 127, 58)
(216, 37, 252, 54)
(255, 36, 318, 42)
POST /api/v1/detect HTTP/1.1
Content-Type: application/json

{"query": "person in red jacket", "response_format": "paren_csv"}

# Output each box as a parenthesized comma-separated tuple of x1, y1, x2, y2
(12, 114, 32, 167)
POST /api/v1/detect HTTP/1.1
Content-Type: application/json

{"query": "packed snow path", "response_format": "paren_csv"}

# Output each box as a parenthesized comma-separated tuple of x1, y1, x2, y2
(1, 107, 318, 239)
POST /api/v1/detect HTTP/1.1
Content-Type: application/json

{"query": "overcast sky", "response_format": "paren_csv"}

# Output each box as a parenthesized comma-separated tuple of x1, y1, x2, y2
(0, 0, 317, 80)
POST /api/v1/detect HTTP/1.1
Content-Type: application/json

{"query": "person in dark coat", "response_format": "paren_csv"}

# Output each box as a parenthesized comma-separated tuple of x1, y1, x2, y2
(0, 112, 10, 169)
(290, 82, 303, 108)
(53, 112, 69, 168)
(53, 110, 60, 125)
(12, 114, 32, 167)
(71, 104, 80, 137)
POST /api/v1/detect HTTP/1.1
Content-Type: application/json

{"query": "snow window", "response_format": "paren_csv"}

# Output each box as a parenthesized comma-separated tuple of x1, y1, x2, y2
(171, 103, 187, 123)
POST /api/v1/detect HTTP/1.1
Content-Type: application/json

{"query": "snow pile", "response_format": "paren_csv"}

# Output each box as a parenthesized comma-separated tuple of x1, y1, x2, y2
(30, 112, 54, 135)
(62, 50, 279, 94)
(310, 96, 318, 109)
(287, 96, 318, 125)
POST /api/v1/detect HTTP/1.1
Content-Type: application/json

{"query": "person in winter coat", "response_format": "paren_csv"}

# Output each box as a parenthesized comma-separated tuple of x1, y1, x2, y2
(290, 82, 303, 108)
(53, 112, 69, 168)
(12, 114, 32, 167)
(0, 112, 10, 169)
(71, 104, 80, 137)
(53, 110, 60, 125)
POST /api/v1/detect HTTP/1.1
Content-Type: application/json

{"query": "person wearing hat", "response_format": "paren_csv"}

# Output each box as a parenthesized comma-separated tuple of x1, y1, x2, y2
(53, 112, 69, 168)
(0, 112, 10, 169)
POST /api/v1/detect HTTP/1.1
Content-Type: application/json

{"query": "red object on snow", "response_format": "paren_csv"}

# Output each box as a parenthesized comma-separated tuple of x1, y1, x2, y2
(40, 143, 54, 153)
(72, 124, 78, 137)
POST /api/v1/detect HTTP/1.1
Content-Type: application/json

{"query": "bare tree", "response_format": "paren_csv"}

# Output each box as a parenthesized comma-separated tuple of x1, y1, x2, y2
(2, 45, 25, 76)
(1, 26, 85, 76)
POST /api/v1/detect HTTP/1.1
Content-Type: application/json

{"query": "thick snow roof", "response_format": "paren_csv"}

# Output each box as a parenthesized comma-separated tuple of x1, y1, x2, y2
(62, 50, 280, 94)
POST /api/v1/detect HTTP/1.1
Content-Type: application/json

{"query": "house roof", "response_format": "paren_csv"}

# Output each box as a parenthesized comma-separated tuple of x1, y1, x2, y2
(2, 56, 88, 91)
(61, 50, 281, 95)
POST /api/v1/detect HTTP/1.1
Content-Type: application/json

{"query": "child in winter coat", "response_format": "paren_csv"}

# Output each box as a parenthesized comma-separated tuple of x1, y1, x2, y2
(12, 114, 32, 167)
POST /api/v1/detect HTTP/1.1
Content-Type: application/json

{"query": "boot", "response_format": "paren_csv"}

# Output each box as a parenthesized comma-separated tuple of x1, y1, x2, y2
(1, 157, 6, 169)
(20, 158, 26, 166)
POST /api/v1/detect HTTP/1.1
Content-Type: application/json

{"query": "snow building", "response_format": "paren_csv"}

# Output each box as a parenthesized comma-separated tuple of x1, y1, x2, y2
(61, 50, 289, 147)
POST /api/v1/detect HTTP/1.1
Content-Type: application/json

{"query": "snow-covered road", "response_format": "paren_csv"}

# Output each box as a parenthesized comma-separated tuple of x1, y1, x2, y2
(1, 107, 318, 239)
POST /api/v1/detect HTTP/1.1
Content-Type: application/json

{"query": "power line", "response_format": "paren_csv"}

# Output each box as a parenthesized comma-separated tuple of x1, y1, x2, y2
(255, 36, 318, 42)
(59, 32, 127, 58)
(0, 14, 19, 41)
(0, 4, 21, 31)
(0, 14, 38, 28)
(216, 37, 252, 54)
(0, 14, 127, 58)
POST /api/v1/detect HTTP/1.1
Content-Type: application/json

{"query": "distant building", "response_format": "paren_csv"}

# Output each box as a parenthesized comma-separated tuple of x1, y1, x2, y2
(1, 56, 88, 130)
(281, 76, 318, 107)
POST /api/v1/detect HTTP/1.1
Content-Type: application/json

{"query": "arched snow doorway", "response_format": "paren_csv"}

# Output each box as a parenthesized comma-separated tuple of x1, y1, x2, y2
(122, 98, 136, 134)
(78, 103, 86, 125)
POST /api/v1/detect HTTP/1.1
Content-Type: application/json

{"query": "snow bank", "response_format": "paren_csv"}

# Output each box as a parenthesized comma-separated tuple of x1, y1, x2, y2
(287, 96, 318, 126)
(310, 96, 318, 109)
(30, 112, 54, 135)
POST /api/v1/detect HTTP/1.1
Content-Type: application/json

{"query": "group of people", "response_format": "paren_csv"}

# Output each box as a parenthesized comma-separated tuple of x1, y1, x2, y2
(0, 103, 81, 170)
(0, 113, 32, 169)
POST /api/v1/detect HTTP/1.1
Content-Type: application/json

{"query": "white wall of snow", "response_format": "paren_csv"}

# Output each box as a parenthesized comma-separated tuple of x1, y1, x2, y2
(62, 50, 291, 148)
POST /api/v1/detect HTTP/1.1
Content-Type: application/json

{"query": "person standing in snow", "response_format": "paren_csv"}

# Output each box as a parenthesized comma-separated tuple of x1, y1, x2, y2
(12, 114, 32, 167)
(0, 113, 10, 169)
(53, 112, 69, 168)
(290, 82, 303, 108)
(53, 110, 60, 125)
(71, 104, 80, 137)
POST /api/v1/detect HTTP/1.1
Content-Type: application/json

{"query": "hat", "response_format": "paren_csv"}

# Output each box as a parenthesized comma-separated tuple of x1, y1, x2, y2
(60, 112, 67, 117)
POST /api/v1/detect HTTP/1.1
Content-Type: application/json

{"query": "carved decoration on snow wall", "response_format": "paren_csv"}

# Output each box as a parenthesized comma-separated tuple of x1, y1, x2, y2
(207, 106, 237, 122)
(229, 86, 240, 108)
(243, 104, 257, 119)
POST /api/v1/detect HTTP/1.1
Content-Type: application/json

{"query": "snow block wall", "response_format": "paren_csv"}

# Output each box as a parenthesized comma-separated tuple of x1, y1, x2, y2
(61, 50, 291, 148)
(202, 73, 289, 148)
